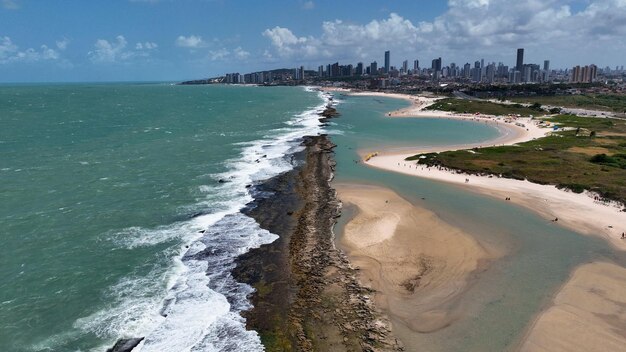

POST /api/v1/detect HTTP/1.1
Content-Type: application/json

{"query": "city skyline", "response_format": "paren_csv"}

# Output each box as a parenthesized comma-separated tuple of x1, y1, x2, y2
(1, 0, 625, 82)
(222, 46, 620, 86)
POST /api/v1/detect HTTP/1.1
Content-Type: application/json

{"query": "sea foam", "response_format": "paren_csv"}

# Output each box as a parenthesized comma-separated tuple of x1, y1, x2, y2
(74, 87, 334, 352)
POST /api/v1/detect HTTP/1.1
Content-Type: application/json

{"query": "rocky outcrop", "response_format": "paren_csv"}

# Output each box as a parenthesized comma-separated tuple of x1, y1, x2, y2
(106, 338, 144, 352)
(234, 109, 402, 351)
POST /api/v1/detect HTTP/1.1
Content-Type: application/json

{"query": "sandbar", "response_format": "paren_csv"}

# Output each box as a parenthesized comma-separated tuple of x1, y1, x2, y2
(336, 184, 499, 337)
(519, 261, 626, 352)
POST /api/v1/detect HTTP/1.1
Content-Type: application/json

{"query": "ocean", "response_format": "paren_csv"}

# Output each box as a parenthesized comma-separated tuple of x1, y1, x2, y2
(0, 83, 330, 351)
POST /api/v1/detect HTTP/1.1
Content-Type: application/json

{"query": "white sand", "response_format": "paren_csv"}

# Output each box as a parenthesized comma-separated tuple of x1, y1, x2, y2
(355, 91, 626, 251)
(520, 262, 626, 352)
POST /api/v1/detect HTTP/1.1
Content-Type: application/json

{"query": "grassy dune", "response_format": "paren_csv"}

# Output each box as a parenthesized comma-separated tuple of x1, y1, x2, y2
(408, 114, 626, 205)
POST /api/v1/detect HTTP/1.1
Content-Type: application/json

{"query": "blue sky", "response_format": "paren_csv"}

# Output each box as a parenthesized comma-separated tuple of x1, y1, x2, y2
(1, 0, 624, 82)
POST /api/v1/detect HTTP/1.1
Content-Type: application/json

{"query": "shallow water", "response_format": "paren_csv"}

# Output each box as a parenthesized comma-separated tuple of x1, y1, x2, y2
(0, 84, 327, 351)
(330, 94, 623, 351)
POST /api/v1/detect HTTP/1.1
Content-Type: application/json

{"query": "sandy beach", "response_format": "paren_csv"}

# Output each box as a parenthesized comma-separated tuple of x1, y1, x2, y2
(336, 184, 500, 339)
(519, 262, 626, 352)
(350, 91, 626, 251)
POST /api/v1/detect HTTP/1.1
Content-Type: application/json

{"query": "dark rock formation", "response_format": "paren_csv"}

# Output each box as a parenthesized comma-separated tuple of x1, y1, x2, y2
(106, 338, 144, 352)
(234, 132, 402, 351)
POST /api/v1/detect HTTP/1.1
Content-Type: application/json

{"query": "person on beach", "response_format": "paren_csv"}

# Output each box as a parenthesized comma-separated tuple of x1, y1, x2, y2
(622, 232, 625, 239)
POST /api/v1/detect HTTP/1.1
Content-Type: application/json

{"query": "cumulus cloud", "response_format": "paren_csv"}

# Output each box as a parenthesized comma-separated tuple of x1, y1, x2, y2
(175, 35, 205, 48)
(0, 36, 63, 64)
(262, 0, 626, 67)
(56, 38, 69, 51)
(209, 48, 229, 60)
(233, 46, 250, 60)
(89, 35, 129, 63)
(135, 41, 158, 50)
(89, 35, 157, 63)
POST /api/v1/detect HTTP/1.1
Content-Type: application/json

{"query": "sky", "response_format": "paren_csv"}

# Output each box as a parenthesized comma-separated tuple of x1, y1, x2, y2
(1, 0, 625, 82)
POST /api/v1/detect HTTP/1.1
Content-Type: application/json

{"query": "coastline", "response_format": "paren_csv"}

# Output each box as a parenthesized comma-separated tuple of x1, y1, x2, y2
(334, 89, 626, 351)
(345, 90, 626, 250)
(233, 106, 402, 351)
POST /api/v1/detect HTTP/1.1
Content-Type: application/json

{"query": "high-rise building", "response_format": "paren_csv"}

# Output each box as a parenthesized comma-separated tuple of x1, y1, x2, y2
(516, 48, 524, 73)
(486, 63, 495, 83)
(384, 51, 390, 73)
(463, 63, 471, 78)
(543, 60, 550, 72)
(471, 67, 481, 82)
(413, 59, 419, 71)
(318, 65, 324, 77)
(402, 60, 408, 73)
(521, 65, 531, 82)
(571, 64, 597, 83)
(293, 66, 304, 80)
(331, 62, 340, 77)
(432, 57, 442, 72)
(355, 62, 363, 75)
(370, 61, 378, 75)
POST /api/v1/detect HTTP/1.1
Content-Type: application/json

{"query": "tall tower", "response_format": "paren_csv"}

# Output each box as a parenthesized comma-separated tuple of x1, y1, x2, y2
(516, 48, 524, 72)
(384, 51, 390, 74)
(543, 60, 550, 71)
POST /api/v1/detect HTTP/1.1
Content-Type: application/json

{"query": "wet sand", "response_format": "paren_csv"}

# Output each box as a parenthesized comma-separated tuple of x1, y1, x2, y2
(520, 262, 626, 352)
(336, 183, 501, 346)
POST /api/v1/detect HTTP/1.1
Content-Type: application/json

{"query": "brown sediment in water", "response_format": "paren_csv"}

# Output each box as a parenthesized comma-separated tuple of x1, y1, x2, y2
(233, 106, 402, 351)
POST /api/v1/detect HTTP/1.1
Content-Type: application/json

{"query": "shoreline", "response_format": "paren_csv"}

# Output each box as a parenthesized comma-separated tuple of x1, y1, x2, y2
(233, 106, 402, 351)
(341, 90, 626, 351)
(347, 90, 626, 250)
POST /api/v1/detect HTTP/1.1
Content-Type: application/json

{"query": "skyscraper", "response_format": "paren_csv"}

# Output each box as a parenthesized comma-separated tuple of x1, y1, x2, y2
(370, 61, 378, 75)
(413, 59, 419, 71)
(543, 60, 550, 71)
(355, 62, 363, 75)
(432, 57, 442, 72)
(384, 51, 390, 74)
(402, 60, 408, 73)
(516, 48, 524, 73)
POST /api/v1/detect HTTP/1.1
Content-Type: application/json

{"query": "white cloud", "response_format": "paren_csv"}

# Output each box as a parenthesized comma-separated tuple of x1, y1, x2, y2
(261, 0, 626, 67)
(135, 41, 158, 50)
(2, 0, 19, 10)
(89, 35, 129, 63)
(175, 35, 205, 48)
(56, 38, 69, 51)
(302, 1, 314, 10)
(0, 36, 18, 60)
(0, 36, 62, 64)
(233, 46, 250, 60)
(89, 36, 157, 63)
(209, 48, 230, 61)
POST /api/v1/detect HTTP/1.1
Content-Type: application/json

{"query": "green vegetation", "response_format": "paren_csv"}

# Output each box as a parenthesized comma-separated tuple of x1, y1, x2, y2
(510, 94, 626, 114)
(407, 114, 626, 205)
(426, 98, 544, 116)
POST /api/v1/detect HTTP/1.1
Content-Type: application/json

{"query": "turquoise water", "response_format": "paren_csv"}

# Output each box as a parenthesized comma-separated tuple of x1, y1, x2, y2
(0, 84, 326, 351)
(330, 94, 623, 351)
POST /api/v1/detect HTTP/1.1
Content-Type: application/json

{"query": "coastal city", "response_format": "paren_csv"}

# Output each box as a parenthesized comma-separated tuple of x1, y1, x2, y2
(211, 48, 625, 92)
(4, 2, 626, 352)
